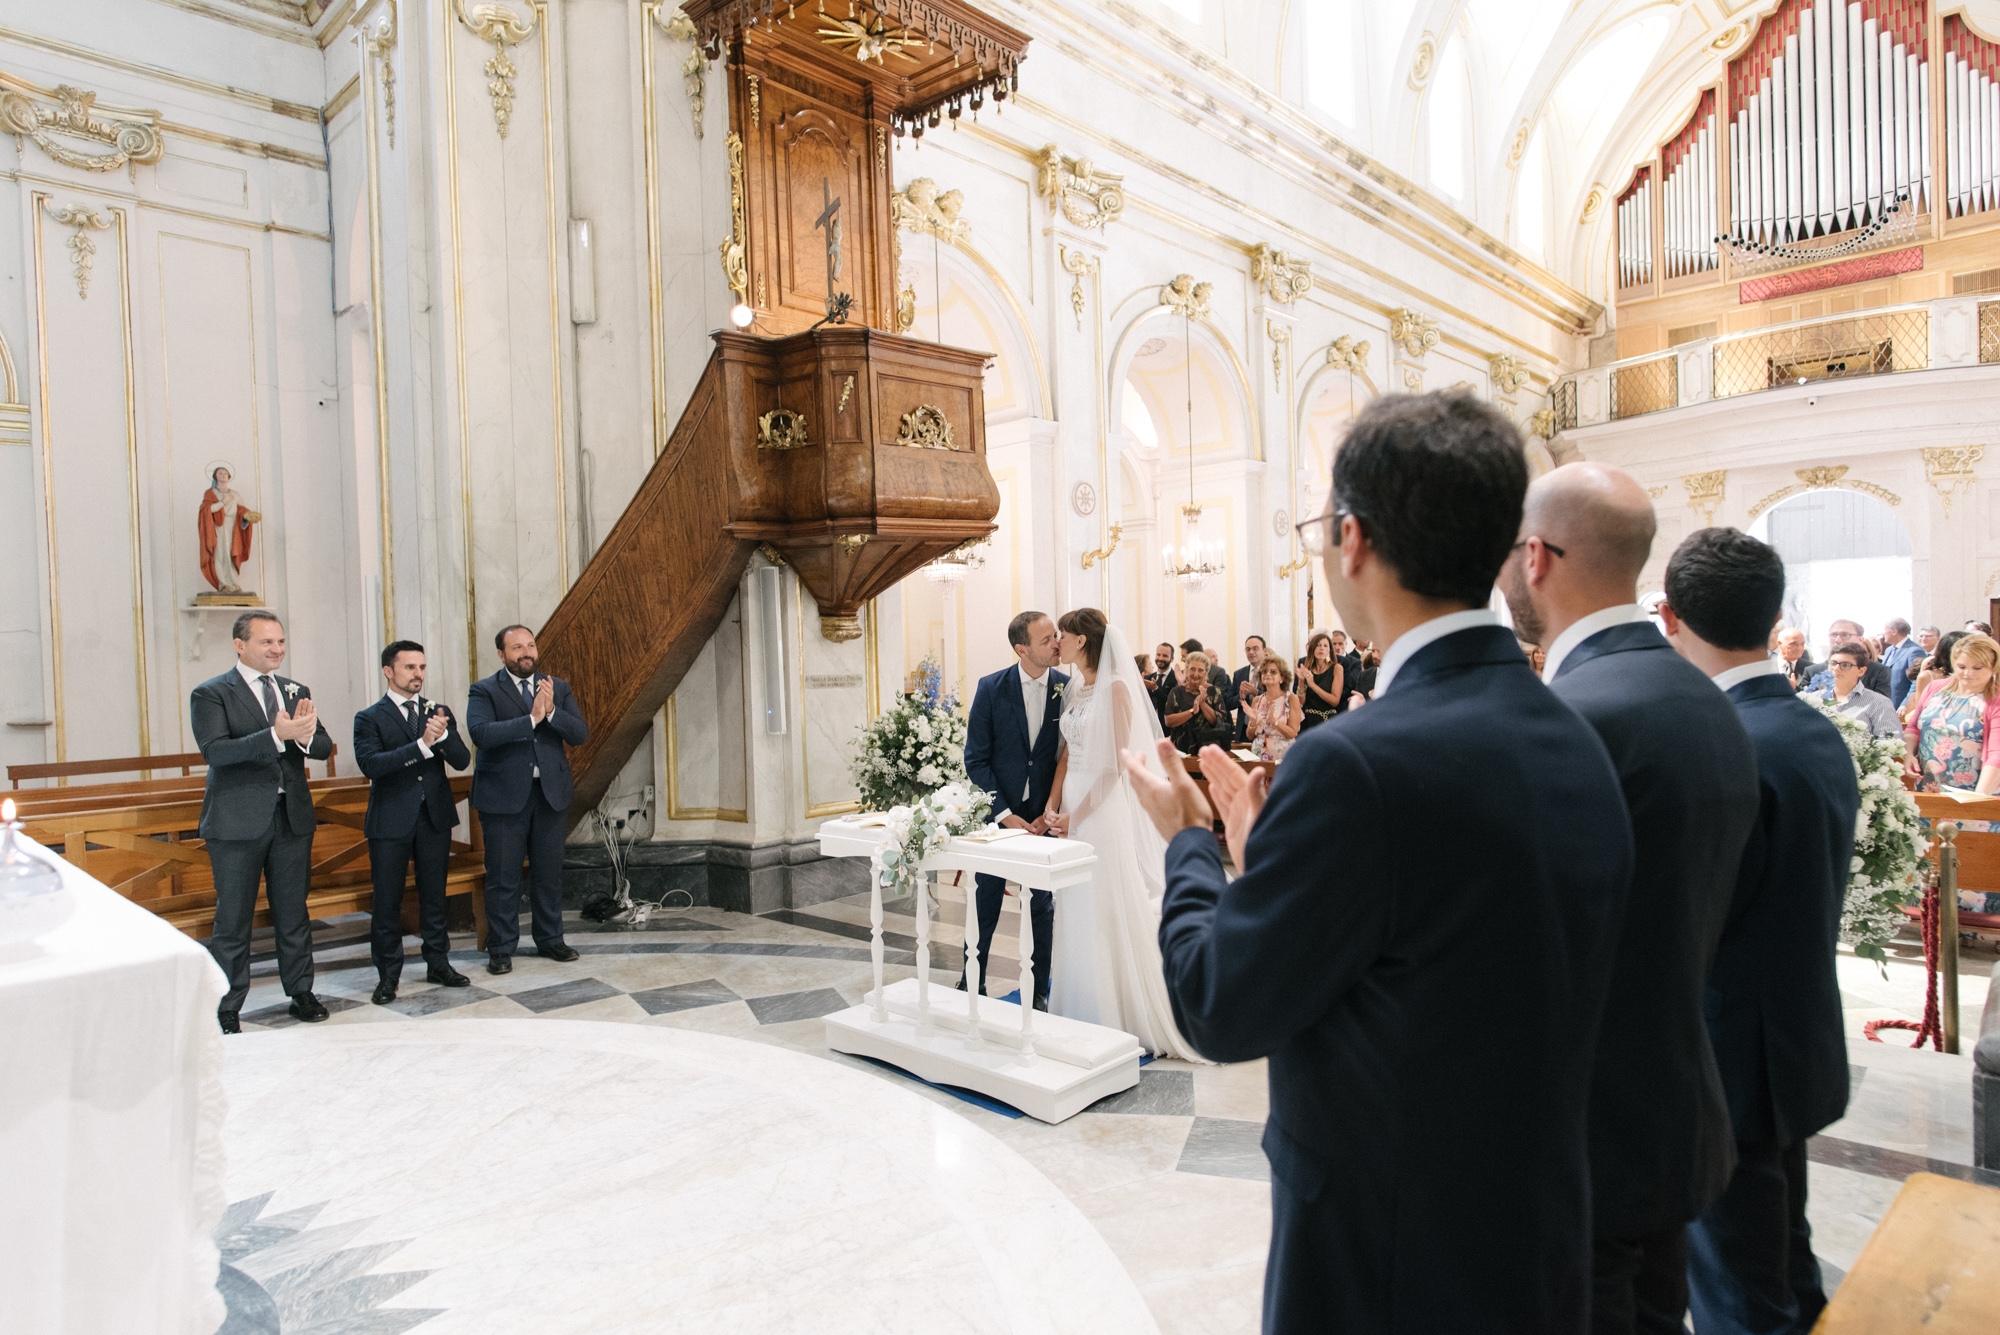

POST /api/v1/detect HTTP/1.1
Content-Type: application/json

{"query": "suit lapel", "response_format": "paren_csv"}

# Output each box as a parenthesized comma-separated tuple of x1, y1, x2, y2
(497, 669, 534, 719)
(1554, 621, 1666, 679)
(225, 670, 271, 729)
(384, 695, 421, 743)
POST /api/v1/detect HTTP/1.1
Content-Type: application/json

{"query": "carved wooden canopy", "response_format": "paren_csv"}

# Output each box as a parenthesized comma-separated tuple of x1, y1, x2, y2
(681, 0, 1029, 137)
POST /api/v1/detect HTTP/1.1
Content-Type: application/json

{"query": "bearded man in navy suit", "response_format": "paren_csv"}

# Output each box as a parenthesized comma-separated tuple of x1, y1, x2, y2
(960, 610, 1067, 1009)
(1659, 528, 1860, 1335)
(1126, 392, 1634, 1334)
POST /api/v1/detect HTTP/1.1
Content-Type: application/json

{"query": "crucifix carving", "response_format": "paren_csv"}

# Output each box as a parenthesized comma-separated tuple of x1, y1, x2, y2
(814, 175, 851, 323)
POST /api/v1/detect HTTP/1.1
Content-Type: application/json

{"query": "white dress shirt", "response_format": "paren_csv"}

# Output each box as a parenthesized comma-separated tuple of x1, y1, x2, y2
(509, 671, 541, 778)
(386, 686, 434, 758)
(233, 660, 288, 755)
(1712, 658, 1786, 692)
(1373, 609, 1499, 697)
(1019, 664, 1050, 803)
(1540, 603, 1646, 684)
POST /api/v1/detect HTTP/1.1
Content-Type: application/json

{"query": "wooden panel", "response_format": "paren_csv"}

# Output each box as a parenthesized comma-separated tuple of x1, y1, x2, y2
(1814, 1173, 2000, 1332)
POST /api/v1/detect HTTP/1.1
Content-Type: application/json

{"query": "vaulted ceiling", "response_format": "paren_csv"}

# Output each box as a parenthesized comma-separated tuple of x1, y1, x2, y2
(1116, 0, 2000, 306)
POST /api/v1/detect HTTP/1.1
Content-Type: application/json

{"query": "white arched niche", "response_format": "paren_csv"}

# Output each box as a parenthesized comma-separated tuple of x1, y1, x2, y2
(1750, 489, 1913, 650)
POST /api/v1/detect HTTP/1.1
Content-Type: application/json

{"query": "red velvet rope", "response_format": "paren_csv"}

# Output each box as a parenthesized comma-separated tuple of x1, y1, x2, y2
(1864, 871, 1942, 1051)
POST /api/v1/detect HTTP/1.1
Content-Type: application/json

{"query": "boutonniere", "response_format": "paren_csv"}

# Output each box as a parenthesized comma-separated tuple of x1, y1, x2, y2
(282, 681, 300, 702)
(1051, 681, 1066, 700)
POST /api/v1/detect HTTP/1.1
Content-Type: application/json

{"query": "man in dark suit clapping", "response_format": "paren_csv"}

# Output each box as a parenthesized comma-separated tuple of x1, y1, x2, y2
(1127, 392, 1634, 1333)
(1503, 463, 1759, 1334)
(1660, 530, 1861, 1335)
(192, 611, 334, 1033)
(467, 624, 589, 974)
(353, 640, 473, 1004)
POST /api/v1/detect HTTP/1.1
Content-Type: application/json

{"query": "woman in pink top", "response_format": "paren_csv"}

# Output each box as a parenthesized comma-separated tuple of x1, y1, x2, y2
(1905, 632, 2000, 794)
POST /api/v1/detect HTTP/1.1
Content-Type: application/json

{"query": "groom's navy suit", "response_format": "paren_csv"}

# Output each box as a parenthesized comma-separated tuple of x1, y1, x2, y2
(1160, 624, 1633, 1334)
(962, 661, 1067, 1003)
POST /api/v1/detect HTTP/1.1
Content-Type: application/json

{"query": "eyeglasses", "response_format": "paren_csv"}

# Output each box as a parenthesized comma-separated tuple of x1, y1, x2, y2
(1507, 538, 1568, 559)
(1295, 507, 1352, 556)
(1830, 660, 1862, 671)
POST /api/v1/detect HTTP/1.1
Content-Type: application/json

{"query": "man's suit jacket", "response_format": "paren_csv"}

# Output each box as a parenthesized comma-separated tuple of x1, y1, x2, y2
(352, 695, 472, 838)
(1882, 638, 1924, 707)
(466, 670, 589, 814)
(1713, 673, 1861, 1146)
(1160, 625, 1633, 1332)
(1779, 656, 1819, 691)
(191, 669, 334, 841)
(963, 663, 1067, 823)
(1550, 620, 1758, 1238)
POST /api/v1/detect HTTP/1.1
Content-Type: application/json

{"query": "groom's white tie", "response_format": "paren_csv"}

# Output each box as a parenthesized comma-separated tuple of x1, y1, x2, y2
(1021, 669, 1046, 804)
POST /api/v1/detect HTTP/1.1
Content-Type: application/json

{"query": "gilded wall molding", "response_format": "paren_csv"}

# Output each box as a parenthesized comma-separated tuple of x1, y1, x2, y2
(1160, 273, 1212, 319)
(1249, 242, 1312, 305)
(452, 0, 539, 137)
(1489, 354, 1530, 396)
(1265, 319, 1290, 385)
(1746, 465, 1904, 521)
(894, 405, 956, 450)
(1388, 307, 1439, 359)
(1579, 184, 1607, 225)
(1059, 245, 1097, 332)
(1682, 470, 1728, 525)
(359, 0, 397, 147)
(719, 130, 748, 301)
(891, 177, 970, 242)
(0, 75, 163, 176)
(41, 201, 112, 299)
(1922, 445, 1985, 518)
(1506, 120, 1530, 169)
(1035, 144, 1125, 229)
(1407, 32, 1436, 90)
(1529, 408, 1556, 440)
(653, 7, 706, 136)
(1324, 334, 1371, 371)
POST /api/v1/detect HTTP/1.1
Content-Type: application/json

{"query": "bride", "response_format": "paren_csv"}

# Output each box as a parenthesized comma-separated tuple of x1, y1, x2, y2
(1045, 608, 1204, 1061)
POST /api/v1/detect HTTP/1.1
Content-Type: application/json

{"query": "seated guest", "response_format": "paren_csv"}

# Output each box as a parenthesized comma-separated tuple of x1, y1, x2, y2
(1905, 632, 2000, 794)
(1131, 389, 1633, 1333)
(1326, 629, 1364, 714)
(1295, 631, 1343, 730)
(1244, 657, 1301, 760)
(1231, 636, 1268, 742)
(1807, 619, 1890, 696)
(1657, 528, 1860, 1335)
(1773, 627, 1818, 691)
(1818, 641, 1902, 739)
(1163, 651, 1232, 754)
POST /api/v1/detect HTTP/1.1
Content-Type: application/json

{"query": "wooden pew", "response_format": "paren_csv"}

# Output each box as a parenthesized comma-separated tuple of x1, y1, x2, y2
(17, 774, 487, 946)
(1811, 1172, 2000, 1332)
(1180, 752, 1280, 826)
(1912, 794, 2000, 936)
(9, 746, 338, 787)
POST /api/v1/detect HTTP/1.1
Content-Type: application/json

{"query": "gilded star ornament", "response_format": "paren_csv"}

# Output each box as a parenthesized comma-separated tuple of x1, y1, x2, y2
(817, 13, 919, 63)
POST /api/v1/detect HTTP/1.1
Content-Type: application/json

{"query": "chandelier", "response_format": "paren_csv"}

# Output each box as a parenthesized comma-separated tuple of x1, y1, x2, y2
(922, 537, 988, 584)
(1161, 310, 1224, 590)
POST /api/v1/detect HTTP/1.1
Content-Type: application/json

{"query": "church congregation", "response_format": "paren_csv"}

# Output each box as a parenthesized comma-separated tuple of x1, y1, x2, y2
(10, 0, 2000, 1332)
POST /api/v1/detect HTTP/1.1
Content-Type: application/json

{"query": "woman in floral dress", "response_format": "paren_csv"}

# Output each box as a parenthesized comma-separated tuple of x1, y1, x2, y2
(1244, 657, 1301, 761)
(1903, 632, 2000, 916)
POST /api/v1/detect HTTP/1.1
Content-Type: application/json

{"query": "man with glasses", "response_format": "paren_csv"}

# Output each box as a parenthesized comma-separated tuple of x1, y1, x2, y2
(1127, 391, 1633, 1334)
(1502, 462, 1758, 1335)
(1819, 641, 1902, 738)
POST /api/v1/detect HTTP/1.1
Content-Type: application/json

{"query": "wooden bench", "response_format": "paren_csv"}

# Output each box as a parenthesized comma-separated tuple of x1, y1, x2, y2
(9, 746, 338, 787)
(1180, 752, 1279, 826)
(1811, 1172, 2000, 1332)
(16, 772, 488, 946)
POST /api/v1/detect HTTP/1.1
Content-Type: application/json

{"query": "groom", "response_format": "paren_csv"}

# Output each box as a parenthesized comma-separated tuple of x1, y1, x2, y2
(961, 610, 1067, 1010)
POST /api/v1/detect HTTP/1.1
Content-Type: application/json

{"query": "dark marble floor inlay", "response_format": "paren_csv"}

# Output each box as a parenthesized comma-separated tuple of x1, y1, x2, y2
(242, 995, 367, 1029)
(1176, 1117, 1269, 1182)
(505, 977, 624, 1014)
(1806, 1133, 2000, 1188)
(381, 985, 501, 1018)
(761, 908, 966, 971)
(1088, 1069, 1196, 1117)
(216, 1194, 442, 1334)
(746, 987, 852, 1025)
(628, 978, 741, 1016)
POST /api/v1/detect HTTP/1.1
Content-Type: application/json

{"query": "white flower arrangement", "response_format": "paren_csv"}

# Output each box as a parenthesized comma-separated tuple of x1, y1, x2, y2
(1805, 695, 1926, 967)
(282, 681, 299, 701)
(869, 781, 993, 904)
(847, 654, 970, 812)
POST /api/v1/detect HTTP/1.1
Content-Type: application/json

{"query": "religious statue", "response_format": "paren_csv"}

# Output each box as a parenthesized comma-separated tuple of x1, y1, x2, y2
(197, 464, 260, 600)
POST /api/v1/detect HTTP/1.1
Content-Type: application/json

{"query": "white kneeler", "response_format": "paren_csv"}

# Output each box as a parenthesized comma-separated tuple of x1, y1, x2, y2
(816, 818, 1144, 1124)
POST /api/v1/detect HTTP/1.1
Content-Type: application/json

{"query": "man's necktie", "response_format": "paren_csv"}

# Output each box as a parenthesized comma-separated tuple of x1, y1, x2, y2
(258, 675, 281, 727)
(520, 676, 535, 716)
(406, 700, 421, 733)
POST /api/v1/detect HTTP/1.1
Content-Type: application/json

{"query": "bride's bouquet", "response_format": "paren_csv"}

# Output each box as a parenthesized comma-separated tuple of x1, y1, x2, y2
(848, 654, 969, 812)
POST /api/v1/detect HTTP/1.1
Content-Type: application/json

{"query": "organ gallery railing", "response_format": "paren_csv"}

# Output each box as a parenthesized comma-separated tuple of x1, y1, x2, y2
(1710, 302, 1929, 397)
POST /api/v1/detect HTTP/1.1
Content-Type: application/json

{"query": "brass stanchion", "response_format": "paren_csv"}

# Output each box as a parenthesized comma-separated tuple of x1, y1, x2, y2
(1941, 821, 1962, 1055)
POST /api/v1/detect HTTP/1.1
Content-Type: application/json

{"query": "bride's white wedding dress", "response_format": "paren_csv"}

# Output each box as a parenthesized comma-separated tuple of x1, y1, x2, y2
(1050, 627, 1204, 1062)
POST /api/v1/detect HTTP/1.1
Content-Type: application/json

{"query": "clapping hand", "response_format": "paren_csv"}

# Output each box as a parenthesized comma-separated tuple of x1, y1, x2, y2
(1122, 738, 1217, 842)
(422, 708, 449, 746)
(1197, 743, 1268, 869)
(531, 677, 554, 724)
(274, 696, 317, 744)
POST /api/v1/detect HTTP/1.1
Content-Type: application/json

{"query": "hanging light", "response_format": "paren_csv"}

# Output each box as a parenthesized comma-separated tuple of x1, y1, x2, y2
(922, 537, 988, 584)
(1161, 310, 1224, 590)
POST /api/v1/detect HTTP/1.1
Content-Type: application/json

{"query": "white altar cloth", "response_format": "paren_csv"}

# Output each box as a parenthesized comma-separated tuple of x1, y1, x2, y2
(0, 845, 228, 1335)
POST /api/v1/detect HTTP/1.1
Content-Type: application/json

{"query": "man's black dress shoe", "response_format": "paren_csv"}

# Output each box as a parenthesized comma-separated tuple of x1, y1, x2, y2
(218, 1011, 241, 1035)
(426, 965, 471, 988)
(288, 991, 330, 1023)
(371, 979, 398, 1005)
(487, 954, 512, 975)
(1033, 994, 1049, 1014)
(537, 943, 580, 963)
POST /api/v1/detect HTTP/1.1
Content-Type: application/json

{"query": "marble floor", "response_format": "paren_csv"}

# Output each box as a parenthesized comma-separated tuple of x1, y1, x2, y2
(216, 883, 1998, 1334)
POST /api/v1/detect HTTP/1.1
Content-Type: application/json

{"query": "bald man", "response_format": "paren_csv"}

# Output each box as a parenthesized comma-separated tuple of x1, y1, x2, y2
(1774, 628, 1818, 692)
(1502, 463, 1760, 1335)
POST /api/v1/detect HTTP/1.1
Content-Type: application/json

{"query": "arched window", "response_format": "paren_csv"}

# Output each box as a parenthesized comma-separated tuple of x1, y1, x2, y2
(1428, 38, 1471, 202)
(1304, 0, 1358, 125)
(1514, 123, 1547, 260)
